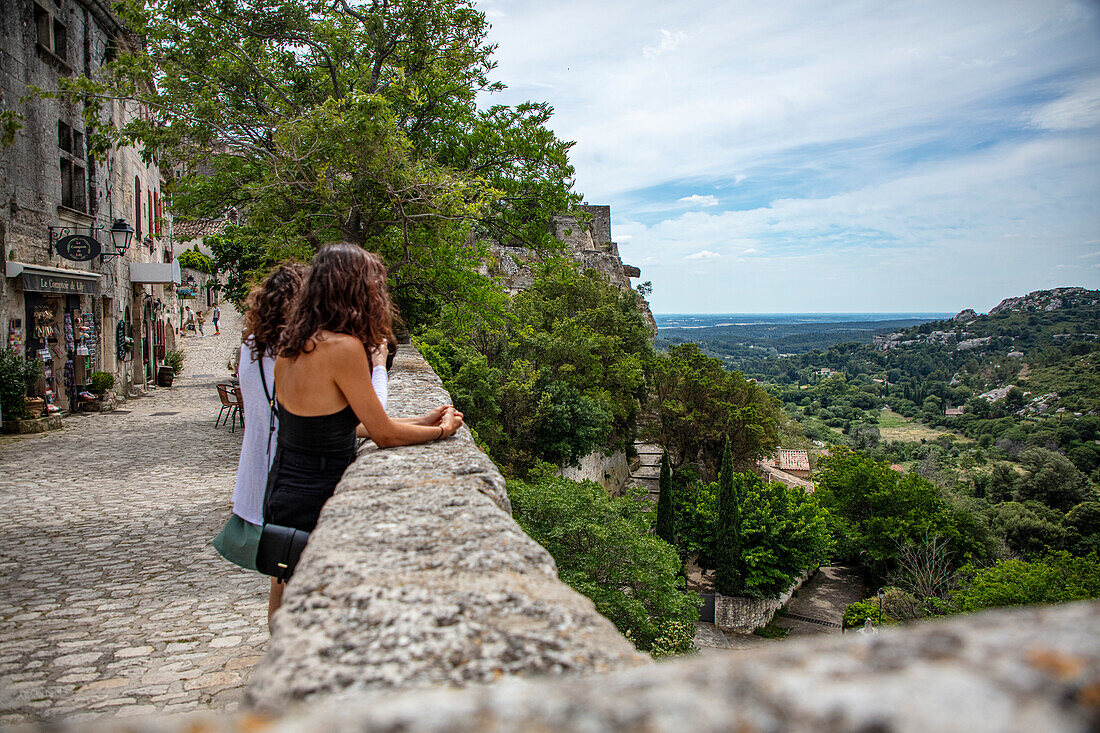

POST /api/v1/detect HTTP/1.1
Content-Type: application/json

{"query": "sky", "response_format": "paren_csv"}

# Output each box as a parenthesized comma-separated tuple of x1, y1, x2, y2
(476, 0, 1100, 314)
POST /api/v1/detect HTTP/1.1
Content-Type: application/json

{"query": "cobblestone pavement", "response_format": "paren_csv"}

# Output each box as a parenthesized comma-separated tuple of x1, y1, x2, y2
(0, 304, 270, 726)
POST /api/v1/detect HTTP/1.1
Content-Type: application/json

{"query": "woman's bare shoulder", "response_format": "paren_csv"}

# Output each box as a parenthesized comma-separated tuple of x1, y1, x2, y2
(314, 332, 366, 359)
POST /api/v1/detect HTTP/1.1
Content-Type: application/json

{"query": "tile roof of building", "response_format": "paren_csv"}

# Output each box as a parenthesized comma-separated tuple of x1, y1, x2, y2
(174, 218, 227, 242)
(776, 449, 810, 472)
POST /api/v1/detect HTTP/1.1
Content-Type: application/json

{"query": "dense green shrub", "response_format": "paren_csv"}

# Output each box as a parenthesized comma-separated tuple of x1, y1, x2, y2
(0, 348, 41, 421)
(177, 247, 217, 275)
(951, 552, 1100, 612)
(506, 467, 699, 652)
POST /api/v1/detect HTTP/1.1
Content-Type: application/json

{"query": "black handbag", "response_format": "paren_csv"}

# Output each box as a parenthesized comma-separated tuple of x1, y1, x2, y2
(254, 353, 311, 581)
(255, 523, 309, 581)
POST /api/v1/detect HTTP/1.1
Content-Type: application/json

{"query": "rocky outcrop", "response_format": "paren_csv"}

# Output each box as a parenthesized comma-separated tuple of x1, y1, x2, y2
(487, 204, 657, 333)
(989, 287, 1099, 315)
(244, 348, 648, 712)
(954, 308, 978, 324)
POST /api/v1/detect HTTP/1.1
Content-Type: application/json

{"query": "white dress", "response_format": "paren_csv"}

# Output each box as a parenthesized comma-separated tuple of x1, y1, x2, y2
(230, 338, 388, 525)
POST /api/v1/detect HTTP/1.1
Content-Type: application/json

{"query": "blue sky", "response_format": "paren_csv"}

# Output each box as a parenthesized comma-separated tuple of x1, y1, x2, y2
(477, 0, 1100, 314)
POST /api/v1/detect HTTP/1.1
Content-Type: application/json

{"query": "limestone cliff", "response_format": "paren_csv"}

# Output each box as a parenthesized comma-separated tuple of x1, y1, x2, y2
(487, 205, 657, 333)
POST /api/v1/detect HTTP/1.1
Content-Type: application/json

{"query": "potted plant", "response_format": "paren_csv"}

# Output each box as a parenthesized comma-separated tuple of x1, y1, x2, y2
(1, 348, 42, 428)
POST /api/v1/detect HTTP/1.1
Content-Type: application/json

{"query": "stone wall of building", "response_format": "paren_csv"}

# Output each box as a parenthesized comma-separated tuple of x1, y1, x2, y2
(714, 568, 814, 634)
(1, 0, 179, 407)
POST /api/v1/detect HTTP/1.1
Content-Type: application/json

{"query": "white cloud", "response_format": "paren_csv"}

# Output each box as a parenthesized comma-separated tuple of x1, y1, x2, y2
(677, 194, 719, 207)
(643, 29, 686, 59)
(740, 248, 757, 255)
(685, 250, 721, 260)
(1031, 79, 1100, 130)
(482, 0, 1100, 311)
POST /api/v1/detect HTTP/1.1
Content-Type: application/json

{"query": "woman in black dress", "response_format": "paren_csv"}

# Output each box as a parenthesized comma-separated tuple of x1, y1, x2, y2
(264, 243, 463, 620)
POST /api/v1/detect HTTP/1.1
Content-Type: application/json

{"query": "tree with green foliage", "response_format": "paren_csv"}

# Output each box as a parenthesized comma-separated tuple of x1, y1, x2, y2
(648, 343, 782, 479)
(1014, 447, 1092, 511)
(814, 447, 987, 574)
(714, 440, 743, 595)
(655, 451, 675, 545)
(506, 467, 699, 653)
(418, 260, 651, 474)
(176, 247, 217, 275)
(49, 0, 577, 329)
(736, 473, 832, 597)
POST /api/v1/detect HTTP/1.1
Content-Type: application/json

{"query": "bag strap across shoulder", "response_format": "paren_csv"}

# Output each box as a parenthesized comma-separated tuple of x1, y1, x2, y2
(257, 351, 277, 457)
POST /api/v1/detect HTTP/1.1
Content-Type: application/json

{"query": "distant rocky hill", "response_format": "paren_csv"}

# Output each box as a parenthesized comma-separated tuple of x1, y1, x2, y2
(874, 287, 1100, 352)
(988, 287, 1100, 315)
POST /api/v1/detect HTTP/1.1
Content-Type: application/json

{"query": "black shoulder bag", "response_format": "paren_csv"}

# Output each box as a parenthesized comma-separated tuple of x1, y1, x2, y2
(254, 355, 310, 582)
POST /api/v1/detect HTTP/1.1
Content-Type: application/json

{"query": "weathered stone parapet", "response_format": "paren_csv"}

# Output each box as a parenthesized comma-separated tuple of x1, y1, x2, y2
(45, 601, 1100, 732)
(243, 347, 649, 712)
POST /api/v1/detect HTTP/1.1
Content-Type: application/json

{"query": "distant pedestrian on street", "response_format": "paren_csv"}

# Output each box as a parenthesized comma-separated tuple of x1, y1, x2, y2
(262, 244, 462, 623)
(213, 305, 221, 335)
(196, 310, 205, 337)
(185, 305, 195, 334)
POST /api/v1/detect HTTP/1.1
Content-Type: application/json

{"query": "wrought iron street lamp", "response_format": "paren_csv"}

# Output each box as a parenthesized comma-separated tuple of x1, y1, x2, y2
(100, 219, 135, 261)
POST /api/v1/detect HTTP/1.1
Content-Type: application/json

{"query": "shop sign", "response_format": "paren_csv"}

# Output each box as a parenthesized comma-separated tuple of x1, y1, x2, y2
(22, 272, 98, 296)
(55, 235, 102, 262)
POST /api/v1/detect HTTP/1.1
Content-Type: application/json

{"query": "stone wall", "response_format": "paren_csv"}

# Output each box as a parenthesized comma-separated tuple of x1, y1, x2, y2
(715, 568, 813, 633)
(560, 448, 631, 494)
(43, 603, 1100, 732)
(244, 347, 649, 712)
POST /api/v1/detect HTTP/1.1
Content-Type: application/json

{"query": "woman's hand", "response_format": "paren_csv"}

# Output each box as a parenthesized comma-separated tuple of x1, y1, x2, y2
(368, 342, 388, 370)
(435, 406, 464, 438)
(414, 405, 464, 427)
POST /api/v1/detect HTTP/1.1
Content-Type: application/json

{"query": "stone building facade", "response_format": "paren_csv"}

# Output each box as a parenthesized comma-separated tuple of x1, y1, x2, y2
(1, 0, 182, 414)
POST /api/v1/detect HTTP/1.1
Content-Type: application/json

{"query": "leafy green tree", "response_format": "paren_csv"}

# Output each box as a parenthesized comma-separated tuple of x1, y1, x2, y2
(1065, 501, 1100, 555)
(990, 501, 1069, 557)
(176, 247, 216, 275)
(418, 261, 651, 475)
(51, 0, 577, 329)
(655, 451, 675, 545)
(506, 467, 699, 652)
(714, 440, 743, 595)
(1015, 447, 1092, 511)
(736, 474, 832, 598)
(648, 343, 782, 478)
(814, 447, 985, 573)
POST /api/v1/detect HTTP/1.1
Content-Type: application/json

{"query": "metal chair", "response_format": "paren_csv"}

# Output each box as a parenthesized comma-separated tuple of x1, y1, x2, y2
(215, 383, 242, 432)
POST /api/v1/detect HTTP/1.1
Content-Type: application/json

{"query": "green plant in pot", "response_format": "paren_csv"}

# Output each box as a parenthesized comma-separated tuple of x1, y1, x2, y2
(164, 349, 185, 374)
(0, 348, 42, 420)
(89, 371, 115, 397)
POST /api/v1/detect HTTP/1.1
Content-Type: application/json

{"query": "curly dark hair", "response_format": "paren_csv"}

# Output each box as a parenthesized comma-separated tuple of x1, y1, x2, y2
(279, 243, 395, 358)
(243, 263, 309, 359)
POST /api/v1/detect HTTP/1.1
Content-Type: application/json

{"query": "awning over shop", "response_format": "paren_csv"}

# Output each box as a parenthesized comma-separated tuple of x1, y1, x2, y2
(5, 261, 101, 296)
(130, 260, 182, 285)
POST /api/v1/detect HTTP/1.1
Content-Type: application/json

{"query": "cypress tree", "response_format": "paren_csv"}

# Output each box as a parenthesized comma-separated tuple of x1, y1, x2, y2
(655, 450, 675, 545)
(715, 438, 743, 596)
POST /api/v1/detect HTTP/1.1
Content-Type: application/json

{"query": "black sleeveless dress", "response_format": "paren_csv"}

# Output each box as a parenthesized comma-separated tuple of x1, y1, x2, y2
(262, 403, 359, 533)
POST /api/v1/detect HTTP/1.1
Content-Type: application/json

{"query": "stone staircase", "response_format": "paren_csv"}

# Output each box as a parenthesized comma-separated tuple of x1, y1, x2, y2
(628, 442, 663, 500)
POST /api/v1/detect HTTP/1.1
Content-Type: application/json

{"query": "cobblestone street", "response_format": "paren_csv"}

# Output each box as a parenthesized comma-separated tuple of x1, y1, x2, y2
(0, 305, 269, 725)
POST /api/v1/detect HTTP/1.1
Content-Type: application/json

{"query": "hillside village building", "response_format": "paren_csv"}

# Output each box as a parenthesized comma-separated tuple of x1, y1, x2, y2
(1, 0, 191, 414)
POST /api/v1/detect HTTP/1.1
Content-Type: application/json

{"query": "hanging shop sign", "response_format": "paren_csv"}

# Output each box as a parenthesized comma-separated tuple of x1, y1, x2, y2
(21, 272, 98, 296)
(55, 235, 102, 262)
